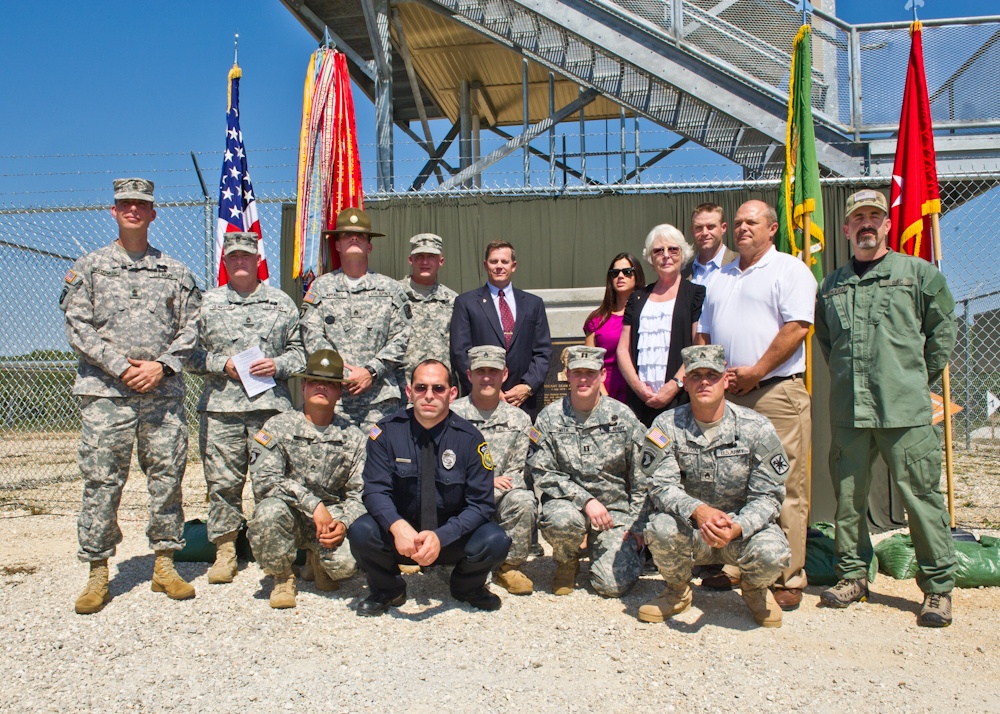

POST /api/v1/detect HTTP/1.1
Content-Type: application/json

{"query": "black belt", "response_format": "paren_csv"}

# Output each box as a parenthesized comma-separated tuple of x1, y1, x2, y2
(757, 373, 804, 389)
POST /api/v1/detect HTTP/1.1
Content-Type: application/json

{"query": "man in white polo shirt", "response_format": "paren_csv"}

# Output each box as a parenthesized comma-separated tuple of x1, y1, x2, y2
(696, 199, 816, 611)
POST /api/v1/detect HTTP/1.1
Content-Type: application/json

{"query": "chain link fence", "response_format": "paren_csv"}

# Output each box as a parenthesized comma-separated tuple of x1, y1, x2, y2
(0, 196, 290, 517)
(1, 166, 998, 522)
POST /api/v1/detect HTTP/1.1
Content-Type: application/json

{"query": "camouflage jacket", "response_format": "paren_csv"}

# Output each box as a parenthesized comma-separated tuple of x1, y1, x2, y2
(641, 403, 787, 539)
(60, 242, 201, 398)
(299, 270, 411, 406)
(451, 396, 532, 500)
(398, 277, 457, 377)
(528, 396, 647, 532)
(249, 410, 367, 525)
(189, 282, 305, 413)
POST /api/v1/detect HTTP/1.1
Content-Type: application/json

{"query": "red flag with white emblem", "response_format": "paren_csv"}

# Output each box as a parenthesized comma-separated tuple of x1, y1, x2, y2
(888, 21, 940, 262)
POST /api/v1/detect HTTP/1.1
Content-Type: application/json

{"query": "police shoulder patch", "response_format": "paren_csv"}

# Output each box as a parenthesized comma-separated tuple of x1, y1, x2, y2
(646, 428, 670, 449)
(369, 425, 383, 441)
(769, 453, 790, 475)
(478, 442, 494, 471)
(254, 430, 275, 449)
(528, 427, 541, 444)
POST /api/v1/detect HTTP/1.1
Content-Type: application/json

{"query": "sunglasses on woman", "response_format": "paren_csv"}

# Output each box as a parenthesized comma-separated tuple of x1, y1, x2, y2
(608, 267, 636, 278)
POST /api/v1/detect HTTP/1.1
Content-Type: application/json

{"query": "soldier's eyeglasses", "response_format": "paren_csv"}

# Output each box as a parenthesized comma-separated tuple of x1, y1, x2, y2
(412, 383, 449, 395)
(608, 268, 635, 278)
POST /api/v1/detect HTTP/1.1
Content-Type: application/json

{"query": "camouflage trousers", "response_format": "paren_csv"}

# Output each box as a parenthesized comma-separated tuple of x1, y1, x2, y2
(247, 497, 357, 580)
(199, 410, 275, 543)
(495, 488, 537, 567)
(340, 397, 401, 434)
(77, 395, 187, 562)
(644, 512, 790, 590)
(539, 499, 642, 597)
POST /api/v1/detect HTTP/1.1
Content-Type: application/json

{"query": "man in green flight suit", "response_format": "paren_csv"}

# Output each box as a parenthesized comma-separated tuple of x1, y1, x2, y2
(815, 189, 958, 627)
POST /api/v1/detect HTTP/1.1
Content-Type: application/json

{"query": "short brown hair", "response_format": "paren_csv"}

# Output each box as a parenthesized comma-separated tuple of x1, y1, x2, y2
(691, 203, 724, 224)
(484, 240, 516, 262)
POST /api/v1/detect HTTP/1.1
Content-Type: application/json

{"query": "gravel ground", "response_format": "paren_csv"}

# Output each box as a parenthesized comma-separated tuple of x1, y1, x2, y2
(2, 507, 999, 713)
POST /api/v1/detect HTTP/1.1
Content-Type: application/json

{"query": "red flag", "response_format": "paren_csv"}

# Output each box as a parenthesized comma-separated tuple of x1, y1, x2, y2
(215, 63, 269, 287)
(889, 21, 940, 262)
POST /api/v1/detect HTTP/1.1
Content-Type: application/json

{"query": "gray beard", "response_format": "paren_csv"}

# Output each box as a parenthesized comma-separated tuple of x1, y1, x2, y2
(856, 235, 878, 250)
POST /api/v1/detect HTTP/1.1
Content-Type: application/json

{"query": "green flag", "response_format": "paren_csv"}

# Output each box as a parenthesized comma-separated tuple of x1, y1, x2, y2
(776, 24, 825, 282)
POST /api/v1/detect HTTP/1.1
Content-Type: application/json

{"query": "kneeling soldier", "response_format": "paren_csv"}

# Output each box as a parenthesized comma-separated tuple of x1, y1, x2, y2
(248, 350, 366, 608)
(528, 346, 647, 597)
(640, 345, 790, 627)
(452, 346, 537, 594)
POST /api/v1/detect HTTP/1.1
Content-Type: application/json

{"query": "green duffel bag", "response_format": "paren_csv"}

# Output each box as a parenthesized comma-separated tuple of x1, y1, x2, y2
(874, 533, 920, 580)
(805, 522, 877, 585)
(175, 519, 216, 563)
(955, 535, 1000, 588)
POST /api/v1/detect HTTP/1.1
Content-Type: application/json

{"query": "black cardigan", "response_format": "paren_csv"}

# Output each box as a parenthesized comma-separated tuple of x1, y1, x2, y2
(622, 279, 706, 427)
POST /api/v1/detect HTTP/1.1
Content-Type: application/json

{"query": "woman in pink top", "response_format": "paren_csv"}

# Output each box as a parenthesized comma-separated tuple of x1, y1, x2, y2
(583, 253, 645, 402)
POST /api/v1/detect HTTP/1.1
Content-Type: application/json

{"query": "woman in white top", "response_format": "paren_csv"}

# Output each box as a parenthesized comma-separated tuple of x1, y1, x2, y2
(616, 224, 705, 427)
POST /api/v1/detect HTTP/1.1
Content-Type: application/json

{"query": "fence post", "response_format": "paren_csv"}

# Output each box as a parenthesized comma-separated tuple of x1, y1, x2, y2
(963, 298, 972, 450)
(204, 198, 214, 289)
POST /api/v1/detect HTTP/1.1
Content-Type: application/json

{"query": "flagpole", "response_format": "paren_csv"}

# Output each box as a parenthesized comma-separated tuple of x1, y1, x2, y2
(930, 211, 957, 527)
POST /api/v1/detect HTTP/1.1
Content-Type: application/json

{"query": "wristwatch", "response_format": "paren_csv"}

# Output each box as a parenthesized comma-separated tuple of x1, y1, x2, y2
(158, 362, 175, 377)
(673, 376, 684, 389)
(523, 384, 535, 397)
(365, 365, 378, 380)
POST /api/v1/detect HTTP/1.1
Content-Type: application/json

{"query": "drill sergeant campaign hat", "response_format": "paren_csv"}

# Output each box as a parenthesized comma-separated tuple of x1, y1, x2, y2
(844, 189, 889, 218)
(222, 232, 259, 256)
(409, 232, 444, 256)
(565, 345, 605, 371)
(321, 207, 386, 238)
(468, 345, 506, 371)
(293, 350, 347, 383)
(681, 344, 727, 374)
(113, 178, 155, 203)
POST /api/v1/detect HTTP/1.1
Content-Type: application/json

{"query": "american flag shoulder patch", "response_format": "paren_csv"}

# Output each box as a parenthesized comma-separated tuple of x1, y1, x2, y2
(527, 427, 541, 444)
(369, 425, 383, 440)
(303, 291, 316, 304)
(253, 430, 273, 448)
(646, 428, 670, 449)
(64, 269, 78, 283)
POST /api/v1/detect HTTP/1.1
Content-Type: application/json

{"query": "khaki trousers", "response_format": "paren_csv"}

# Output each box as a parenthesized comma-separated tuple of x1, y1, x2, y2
(728, 377, 811, 590)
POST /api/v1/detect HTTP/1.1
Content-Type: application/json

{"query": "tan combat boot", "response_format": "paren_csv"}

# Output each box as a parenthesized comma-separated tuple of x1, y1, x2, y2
(638, 583, 693, 623)
(312, 555, 339, 592)
(299, 551, 316, 581)
(270, 570, 297, 609)
(742, 587, 782, 628)
(552, 559, 580, 596)
(151, 551, 196, 600)
(494, 563, 533, 595)
(75, 559, 110, 615)
(207, 532, 238, 584)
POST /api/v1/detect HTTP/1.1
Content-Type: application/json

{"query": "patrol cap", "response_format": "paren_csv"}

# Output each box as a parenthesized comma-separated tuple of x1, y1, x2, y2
(223, 232, 259, 256)
(113, 178, 155, 203)
(468, 345, 506, 371)
(681, 345, 726, 374)
(294, 350, 346, 383)
(566, 345, 605, 371)
(845, 189, 888, 218)
(410, 233, 443, 256)
(321, 207, 385, 238)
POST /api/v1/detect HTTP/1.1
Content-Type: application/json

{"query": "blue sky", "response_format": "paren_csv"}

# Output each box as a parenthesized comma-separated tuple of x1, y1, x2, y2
(0, 0, 991, 202)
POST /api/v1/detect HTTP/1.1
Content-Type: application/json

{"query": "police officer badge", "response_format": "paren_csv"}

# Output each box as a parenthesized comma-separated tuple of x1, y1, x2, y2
(441, 448, 457, 470)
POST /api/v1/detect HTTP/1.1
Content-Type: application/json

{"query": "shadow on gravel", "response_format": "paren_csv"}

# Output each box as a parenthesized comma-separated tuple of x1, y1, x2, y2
(111, 554, 207, 597)
(810, 586, 922, 616)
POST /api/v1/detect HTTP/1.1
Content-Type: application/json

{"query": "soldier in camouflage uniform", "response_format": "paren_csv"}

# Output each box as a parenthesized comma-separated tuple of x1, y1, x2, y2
(60, 178, 202, 614)
(396, 233, 458, 391)
(188, 231, 305, 585)
(247, 350, 366, 609)
(528, 346, 647, 598)
(299, 208, 411, 431)
(452, 346, 536, 594)
(639, 345, 790, 628)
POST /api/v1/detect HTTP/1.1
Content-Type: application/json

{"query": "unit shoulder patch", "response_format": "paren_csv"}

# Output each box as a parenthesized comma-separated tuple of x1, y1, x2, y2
(769, 453, 790, 475)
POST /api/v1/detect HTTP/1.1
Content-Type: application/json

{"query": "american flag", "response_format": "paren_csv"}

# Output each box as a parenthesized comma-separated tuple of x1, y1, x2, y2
(215, 63, 268, 286)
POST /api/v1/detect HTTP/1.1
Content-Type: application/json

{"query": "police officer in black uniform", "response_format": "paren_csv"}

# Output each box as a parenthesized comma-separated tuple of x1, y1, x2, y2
(348, 359, 511, 616)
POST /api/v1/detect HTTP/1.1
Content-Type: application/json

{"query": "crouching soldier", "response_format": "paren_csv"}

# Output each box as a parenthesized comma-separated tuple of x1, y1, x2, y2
(639, 345, 790, 627)
(247, 350, 366, 608)
(528, 346, 647, 598)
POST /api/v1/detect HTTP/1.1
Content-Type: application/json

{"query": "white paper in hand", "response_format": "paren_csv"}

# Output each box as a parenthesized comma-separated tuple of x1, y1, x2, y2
(232, 346, 276, 398)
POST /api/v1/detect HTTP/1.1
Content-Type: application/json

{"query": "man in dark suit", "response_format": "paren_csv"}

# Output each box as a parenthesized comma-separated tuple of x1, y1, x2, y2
(450, 240, 552, 420)
(682, 203, 738, 291)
